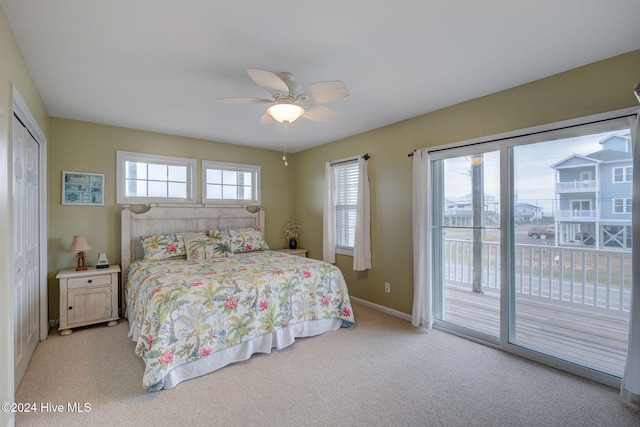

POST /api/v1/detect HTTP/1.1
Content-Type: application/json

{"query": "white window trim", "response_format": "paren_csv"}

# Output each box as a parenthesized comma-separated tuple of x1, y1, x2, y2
(116, 150, 196, 204)
(202, 160, 261, 206)
(332, 156, 359, 256)
(612, 166, 632, 183)
(613, 198, 632, 214)
(336, 247, 355, 256)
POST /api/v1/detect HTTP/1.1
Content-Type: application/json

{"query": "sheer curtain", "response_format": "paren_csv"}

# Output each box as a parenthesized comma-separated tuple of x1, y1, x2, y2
(323, 161, 336, 264)
(621, 111, 640, 406)
(353, 156, 371, 271)
(412, 149, 433, 328)
(323, 156, 371, 270)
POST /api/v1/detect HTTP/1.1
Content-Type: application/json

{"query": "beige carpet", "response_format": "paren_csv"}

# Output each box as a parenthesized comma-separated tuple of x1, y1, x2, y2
(15, 303, 640, 426)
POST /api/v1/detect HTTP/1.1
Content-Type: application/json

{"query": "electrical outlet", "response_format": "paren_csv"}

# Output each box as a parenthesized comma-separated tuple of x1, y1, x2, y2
(385, 282, 391, 293)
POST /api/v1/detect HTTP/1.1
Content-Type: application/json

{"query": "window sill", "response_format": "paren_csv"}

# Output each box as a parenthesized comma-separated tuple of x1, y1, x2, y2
(335, 247, 354, 256)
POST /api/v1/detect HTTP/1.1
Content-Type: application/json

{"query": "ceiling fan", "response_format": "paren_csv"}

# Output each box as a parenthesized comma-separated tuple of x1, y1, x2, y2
(216, 69, 349, 124)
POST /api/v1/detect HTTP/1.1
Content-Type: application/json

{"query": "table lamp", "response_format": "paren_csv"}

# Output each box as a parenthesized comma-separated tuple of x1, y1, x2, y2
(68, 235, 91, 271)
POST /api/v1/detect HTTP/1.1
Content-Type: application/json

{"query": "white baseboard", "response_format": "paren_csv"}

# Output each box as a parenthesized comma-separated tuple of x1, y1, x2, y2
(49, 319, 59, 328)
(350, 297, 412, 322)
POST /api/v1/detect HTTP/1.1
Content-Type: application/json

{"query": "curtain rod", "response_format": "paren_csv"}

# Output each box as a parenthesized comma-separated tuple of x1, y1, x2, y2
(330, 153, 369, 166)
(407, 109, 638, 158)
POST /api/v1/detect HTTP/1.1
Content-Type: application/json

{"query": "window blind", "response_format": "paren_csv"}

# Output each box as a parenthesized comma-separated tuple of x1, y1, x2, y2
(334, 160, 359, 248)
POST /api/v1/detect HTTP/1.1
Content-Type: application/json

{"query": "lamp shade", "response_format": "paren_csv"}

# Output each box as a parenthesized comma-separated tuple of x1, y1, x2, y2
(267, 102, 304, 123)
(68, 235, 91, 252)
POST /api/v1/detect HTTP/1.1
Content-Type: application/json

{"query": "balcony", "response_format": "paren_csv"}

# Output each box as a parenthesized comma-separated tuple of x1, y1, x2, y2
(443, 239, 630, 376)
(556, 209, 598, 221)
(555, 180, 598, 193)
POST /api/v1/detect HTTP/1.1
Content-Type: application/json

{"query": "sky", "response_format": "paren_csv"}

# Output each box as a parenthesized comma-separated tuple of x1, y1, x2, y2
(442, 128, 631, 216)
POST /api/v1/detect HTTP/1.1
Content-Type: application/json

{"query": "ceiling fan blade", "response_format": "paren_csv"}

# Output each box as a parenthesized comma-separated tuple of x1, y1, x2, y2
(260, 112, 278, 125)
(216, 97, 272, 104)
(247, 69, 290, 98)
(302, 105, 337, 123)
(300, 81, 349, 104)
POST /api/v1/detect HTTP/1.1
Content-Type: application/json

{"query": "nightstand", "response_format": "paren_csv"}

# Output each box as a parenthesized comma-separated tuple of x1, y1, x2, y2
(274, 248, 308, 257)
(55, 265, 120, 336)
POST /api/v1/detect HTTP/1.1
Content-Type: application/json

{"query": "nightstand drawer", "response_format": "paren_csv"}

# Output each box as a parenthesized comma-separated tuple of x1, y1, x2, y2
(67, 273, 112, 289)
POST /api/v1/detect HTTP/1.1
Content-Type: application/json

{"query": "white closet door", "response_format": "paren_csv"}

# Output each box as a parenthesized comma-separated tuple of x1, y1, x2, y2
(13, 115, 40, 390)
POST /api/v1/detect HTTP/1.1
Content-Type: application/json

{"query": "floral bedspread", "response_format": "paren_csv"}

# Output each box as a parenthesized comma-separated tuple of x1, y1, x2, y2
(126, 250, 355, 390)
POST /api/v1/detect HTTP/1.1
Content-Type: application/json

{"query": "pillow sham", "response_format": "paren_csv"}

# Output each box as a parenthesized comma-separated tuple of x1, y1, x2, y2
(175, 231, 206, 247)
(140, 234, 185, 261)
(183, 235, 216, 261)
(228, 227, 269, 253)
(208, 229, 234, 257)
(184, 233, 234, 261)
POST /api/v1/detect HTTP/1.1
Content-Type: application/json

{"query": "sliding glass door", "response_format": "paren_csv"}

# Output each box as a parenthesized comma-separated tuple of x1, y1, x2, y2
(432, 150, 501, 340)
(510, 129, 632, 376)
(430, 113, 633, 379)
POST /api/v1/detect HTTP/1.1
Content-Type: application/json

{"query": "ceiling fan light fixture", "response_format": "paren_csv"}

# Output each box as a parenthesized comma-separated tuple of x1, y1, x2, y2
(267, 102, 304, 123)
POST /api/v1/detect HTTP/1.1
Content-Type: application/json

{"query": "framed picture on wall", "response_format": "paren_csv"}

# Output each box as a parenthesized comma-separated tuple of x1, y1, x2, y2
(62, 171, 104, 206)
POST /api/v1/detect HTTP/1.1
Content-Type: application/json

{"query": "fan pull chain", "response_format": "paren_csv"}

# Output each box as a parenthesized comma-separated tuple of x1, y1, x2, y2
(282, 124, 289, 166)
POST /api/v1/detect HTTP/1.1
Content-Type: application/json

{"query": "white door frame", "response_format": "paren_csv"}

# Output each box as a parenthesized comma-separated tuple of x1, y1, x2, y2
(11, 84, 48, 341)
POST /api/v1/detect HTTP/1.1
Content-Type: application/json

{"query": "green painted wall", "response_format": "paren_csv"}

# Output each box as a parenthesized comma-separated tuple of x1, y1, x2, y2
(47, 118, 296, 319)
(292, 49, 640, 316)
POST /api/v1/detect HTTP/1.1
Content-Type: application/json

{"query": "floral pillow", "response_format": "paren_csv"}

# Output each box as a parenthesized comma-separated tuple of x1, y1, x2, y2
(183, 235, 214, 261)
(184, 233, 234, 260)
(208, 230, 234, 257)
(175, 231, 207, 247)
(140, 234, 185, 261)
(228, 227, 269, 253)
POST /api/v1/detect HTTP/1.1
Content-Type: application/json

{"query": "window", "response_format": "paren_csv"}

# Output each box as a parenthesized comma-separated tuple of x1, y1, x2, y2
(613, 166, 633, 183)
(324, 154, 371, 269)
(428, 108, 634, 386)
(579, 171, 592, 181)
(202, 160, 260, 205)
(333, 160, 359, 254)
(613, 198, 632, 214)
(116, 151, 196, 204)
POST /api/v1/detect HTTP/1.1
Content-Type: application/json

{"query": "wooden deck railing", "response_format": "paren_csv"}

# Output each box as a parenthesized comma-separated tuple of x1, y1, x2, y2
(443, 238, 631, 376)
(444, 239, 632, 318)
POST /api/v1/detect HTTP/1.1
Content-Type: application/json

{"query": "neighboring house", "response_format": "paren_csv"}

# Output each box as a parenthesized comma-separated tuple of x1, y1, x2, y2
(515, 203, 543, 223)
(444, 194, 499, 226)
(551, 134, 632, 249)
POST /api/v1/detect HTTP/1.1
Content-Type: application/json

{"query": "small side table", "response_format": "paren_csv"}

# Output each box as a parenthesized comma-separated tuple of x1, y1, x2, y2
(274, 248, 308, 257)
(55, 265, 120, 336)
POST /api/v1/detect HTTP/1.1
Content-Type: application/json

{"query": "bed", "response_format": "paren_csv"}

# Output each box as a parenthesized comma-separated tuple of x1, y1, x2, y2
(121, 205, 355, 391)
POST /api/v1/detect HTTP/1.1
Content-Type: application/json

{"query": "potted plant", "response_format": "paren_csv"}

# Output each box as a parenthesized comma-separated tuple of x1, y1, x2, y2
(284, 220, 301, 249)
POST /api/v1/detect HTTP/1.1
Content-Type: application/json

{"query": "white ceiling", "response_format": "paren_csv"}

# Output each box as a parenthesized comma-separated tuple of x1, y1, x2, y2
(2, 1, 640, 153)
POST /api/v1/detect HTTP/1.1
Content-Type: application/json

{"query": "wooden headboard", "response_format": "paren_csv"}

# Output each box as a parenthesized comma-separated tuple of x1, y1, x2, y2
(120, 204, 265, 312)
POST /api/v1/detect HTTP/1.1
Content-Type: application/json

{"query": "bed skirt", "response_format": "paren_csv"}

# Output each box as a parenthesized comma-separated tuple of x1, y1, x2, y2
(127, 317, 343, 390)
